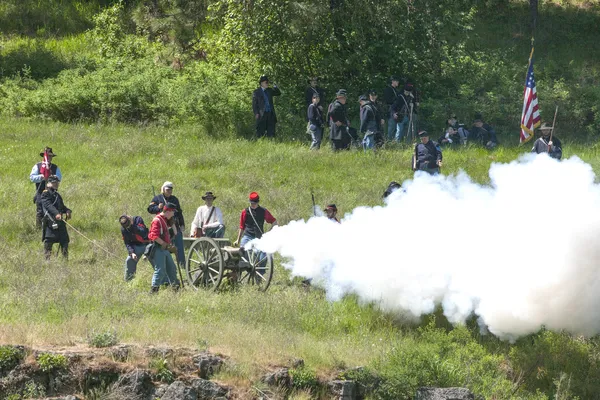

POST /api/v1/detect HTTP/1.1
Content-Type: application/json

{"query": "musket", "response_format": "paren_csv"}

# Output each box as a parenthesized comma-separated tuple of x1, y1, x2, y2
(549, 106, 558, 152)
(151, 185, 156, 197)
(311, 191, 316, 217)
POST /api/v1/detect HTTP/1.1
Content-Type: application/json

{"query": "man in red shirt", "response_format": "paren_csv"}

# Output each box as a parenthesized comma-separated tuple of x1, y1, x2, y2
(234, 192, 277, 248)
(148, 202, 180, 292)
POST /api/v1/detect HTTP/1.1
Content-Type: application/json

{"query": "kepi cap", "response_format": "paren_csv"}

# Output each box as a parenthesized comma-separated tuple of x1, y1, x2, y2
(336, 89, 347, 97)
(324, 204, 337, 212)
(259, 75, 269, 83)
(418, 130, 429, 138)
(47, 175, 60, 183)
(249, 192, 260, 202)
(163, 202, 177, 212)
(162, 181, 174, 191)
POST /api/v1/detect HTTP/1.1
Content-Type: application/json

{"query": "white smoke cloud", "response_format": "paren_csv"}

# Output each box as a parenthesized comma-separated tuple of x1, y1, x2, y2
(254, 154, 600, 340)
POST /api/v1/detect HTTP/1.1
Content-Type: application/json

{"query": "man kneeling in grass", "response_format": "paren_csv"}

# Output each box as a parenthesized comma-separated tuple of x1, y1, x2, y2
(119, 215, 149, 281)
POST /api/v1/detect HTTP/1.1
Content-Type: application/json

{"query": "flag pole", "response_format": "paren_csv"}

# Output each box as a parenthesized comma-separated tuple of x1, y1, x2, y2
(548, 105, 558, 151)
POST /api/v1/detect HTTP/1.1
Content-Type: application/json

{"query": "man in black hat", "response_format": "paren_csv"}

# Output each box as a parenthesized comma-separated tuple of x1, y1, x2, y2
(384, 76, 401, 140)
(190, 191, 225, 238)
(30, 147, 62, 228)
(40, 175, 71, 260)
(531, 122, 562, 159)
(439, 114, 469, 147)
(470, 113, 498, 149)
(305, 77, 326, 109)
(390, 83, 417, 142)
(413, 131, 442, 175)
(252, 75, 282, 138)
(119, 215, 150, 281)
(324, 204, 340, 223)
(368, 89, 385, 147)
(328, 89, 351, 151)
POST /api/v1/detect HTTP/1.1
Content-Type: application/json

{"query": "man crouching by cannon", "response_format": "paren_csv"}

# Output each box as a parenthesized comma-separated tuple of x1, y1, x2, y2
(41, 175, 71, 260)
(148, 202, 180, 293)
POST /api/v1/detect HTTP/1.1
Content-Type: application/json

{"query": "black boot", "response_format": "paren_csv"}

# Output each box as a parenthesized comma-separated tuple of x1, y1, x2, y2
(149, 286, 160, 294)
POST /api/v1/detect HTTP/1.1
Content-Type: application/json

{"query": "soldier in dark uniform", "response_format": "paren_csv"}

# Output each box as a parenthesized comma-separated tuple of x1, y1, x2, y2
(328, 89, 351, 151)
(413, 131, 442, 175)
(368, 89, 385, 147)
(30, 147, 62, 228)
(252, 75, 282, 138)
(40, 175, 71, 259)
(390, 83, 417, 142)
(470, 113, 498, 149)
(359, 94, 381, 152)
(383, 76, 401, 141)
(305, 77, 326, 109)
(531, 122, 562, 159)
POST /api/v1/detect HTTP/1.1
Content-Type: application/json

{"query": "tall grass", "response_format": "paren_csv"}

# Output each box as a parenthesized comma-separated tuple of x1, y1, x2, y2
(2, 119, 600, 398)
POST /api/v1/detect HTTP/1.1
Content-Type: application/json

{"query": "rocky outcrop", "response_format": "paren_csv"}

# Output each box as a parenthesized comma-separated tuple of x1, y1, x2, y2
(415, 387, 476, 400)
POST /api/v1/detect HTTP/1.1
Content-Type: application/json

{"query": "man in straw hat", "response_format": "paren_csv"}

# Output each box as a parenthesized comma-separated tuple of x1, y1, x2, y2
(531, 122, 562, 160)
(190, 191, 225, 238)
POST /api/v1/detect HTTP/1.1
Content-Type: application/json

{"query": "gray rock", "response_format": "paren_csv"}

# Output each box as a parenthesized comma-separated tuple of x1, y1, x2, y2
(162, 380, 198, 400)
(290, 358, 304, 369)
(145, 346, 173, 359)
(109, 369, 154, 399)
(415, 387, 475, 400)
(190, 378, 228, 399)
(328, 380, 357, 400)
(109, 345, 132, 362)
(192, 352, 224, 379)
(64, 396, 80, 400)
(262, 368, 291, 388)
(154, 383, 169, 399)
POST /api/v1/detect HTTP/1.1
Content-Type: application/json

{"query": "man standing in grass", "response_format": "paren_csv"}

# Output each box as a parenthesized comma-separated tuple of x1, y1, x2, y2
(413, 131, 442, 175)
(359, 94, 382, 152)
(328, 89, 350, 151)
(148, 181, 185, 269)
(252, 75, 282, 138)
(190, 191, 225, 238)
(531, 122, 562, 160)
(234, 192, 277, 248)
(148, 202, 180, 293)
(307, 92, 324, 150)
(30, 147, 62, 228)
(40, 175, 71, 260)
(119, 215, 149, 281)
(384, 76, 401, 141)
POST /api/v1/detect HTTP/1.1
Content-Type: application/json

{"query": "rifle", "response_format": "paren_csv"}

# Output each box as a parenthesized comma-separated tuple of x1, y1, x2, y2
(549, 106, 558, 152)
(311, 191, 316, 217)
(151, 185, 156, 197)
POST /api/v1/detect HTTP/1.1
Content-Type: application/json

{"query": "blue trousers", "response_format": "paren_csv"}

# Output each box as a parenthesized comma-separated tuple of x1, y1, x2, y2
(125, 244, 146, 281)
(173, 229, 185, 267)
(151, 247, 180, 287)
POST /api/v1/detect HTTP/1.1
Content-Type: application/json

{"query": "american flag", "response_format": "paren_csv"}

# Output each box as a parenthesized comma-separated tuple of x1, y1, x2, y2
(520, 48, 541, 143)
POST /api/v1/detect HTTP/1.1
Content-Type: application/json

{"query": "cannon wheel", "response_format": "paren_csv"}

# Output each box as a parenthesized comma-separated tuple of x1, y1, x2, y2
(238, 250, 274, 292)
(186, 237, 224, 290)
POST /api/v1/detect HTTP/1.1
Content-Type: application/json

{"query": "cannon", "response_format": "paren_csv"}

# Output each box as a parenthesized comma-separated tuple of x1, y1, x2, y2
(182, 237, 274, 292)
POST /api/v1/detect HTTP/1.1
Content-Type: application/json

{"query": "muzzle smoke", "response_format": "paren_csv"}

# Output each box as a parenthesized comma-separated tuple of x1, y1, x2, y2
(254, 154, 600, 340)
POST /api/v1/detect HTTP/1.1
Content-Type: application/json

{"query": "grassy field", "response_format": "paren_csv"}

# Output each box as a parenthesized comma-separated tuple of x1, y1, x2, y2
(2, 118, 600, 399)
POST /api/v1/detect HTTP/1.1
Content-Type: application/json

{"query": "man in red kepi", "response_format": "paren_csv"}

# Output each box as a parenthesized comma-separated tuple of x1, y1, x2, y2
(234, 192, 277, 248)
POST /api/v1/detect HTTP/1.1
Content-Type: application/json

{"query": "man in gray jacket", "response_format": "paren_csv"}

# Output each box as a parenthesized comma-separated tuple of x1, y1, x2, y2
(531, 122, 562, 159)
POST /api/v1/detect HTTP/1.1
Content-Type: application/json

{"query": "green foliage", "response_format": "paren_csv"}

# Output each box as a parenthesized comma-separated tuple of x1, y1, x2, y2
(22, 380, 46, 398)
(289, 366, 319, 392)
(0, 345, 25, 372)
(37, 353, 68, 372)
(87, 329, 119, 348)
(149, 358, 175, 383)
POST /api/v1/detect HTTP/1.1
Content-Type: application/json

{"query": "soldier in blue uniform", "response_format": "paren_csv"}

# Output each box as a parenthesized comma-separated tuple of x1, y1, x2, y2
(40, 175, 71, 259)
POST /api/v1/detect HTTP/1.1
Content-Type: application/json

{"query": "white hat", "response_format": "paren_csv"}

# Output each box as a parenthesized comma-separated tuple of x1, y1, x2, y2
(162, 181, 174, 192)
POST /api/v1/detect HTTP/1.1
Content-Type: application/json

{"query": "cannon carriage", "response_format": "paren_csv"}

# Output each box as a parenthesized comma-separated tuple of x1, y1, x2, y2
(182, 237, 274, 291)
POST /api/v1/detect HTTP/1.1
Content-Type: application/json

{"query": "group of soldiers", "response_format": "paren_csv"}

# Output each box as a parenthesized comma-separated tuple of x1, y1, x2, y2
(29, 151, 342, 292)
(254, 75, 561, 173)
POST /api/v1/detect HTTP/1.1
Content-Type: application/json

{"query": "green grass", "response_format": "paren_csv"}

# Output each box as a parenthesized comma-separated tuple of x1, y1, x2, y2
(2, 118, 600, 398)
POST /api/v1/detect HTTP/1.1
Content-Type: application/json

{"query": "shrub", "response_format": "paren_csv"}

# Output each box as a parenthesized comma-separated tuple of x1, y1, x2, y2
(149, 358, 174, 383)
(289, 367, 319, 392)
(0, 345, 25, 372)
(87, 330, 118, 348)
(37, 353, 68, 372)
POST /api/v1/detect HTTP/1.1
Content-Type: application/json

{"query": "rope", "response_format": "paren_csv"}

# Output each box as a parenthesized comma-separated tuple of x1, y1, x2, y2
(63, 219, 120, 259)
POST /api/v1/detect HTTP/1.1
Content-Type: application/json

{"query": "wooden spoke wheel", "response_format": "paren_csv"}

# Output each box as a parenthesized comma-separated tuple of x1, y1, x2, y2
(238, 249, 274, 292)
(185, 238, 224, 290)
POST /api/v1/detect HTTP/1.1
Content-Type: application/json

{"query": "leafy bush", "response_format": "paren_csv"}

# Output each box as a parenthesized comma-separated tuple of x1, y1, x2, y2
(87, 329, 118, 348)
(37, 353, 68, 372)
(289, 367, 319, 392)
(0, 345, 25, 372)
(149, 358, 175, 383)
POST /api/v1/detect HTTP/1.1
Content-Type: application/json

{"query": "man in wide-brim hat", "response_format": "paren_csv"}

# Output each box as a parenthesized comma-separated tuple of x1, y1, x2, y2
(190, 191, 225, 238)
(531, 122, 562, 160)
(30, 146, 63, 228)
